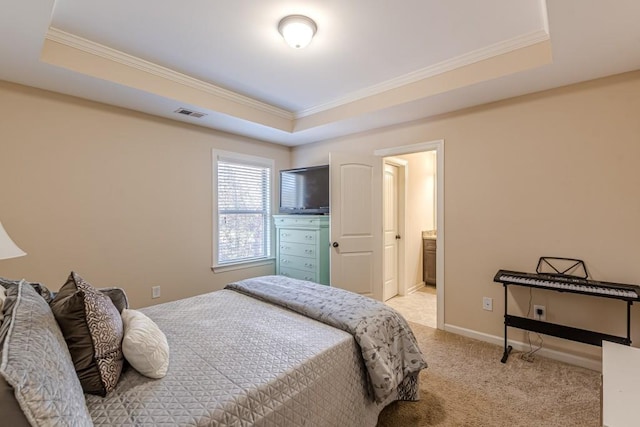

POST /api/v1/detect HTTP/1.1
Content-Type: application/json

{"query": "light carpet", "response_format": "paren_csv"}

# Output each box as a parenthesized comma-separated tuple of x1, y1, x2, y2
(377, 322, 601, 426)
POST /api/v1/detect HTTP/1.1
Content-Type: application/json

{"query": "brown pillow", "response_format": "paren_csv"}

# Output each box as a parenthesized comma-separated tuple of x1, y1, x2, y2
(0, 376, 31, 427)
(50, 272, 124, 396)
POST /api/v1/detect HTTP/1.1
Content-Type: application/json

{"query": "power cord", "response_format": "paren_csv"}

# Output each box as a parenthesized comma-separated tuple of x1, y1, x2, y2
(520, 288, 544, 362)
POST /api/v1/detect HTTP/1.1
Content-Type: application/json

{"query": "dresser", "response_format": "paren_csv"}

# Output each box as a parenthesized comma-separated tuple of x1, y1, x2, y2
(274, 215, 330, 285)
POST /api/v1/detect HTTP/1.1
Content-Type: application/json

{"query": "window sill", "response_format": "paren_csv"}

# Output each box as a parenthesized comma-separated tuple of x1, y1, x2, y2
(211, 258, 275, 274)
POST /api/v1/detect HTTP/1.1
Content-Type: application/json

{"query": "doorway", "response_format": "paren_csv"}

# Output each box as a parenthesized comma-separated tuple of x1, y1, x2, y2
(375, 140, 444, 330)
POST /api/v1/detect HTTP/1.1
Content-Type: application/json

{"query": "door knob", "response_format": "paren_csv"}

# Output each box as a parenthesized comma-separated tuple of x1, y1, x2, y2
(395, 235, 401, 240)
(332, 242, 339, 248)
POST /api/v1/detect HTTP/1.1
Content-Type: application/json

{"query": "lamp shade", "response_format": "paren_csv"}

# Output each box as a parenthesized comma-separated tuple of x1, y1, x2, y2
(0, 221, 26, 260)
(278, 15, 317, 49)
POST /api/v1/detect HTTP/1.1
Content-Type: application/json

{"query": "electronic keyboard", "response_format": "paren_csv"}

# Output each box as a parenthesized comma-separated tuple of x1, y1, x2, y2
(494, 269, 640, 301)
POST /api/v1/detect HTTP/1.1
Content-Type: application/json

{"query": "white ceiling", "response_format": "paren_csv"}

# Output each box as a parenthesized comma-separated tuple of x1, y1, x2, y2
(1, 0, 640, 146)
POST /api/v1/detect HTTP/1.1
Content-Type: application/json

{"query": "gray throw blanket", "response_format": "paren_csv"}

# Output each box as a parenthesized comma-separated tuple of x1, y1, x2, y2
(225, 276, 428, 403)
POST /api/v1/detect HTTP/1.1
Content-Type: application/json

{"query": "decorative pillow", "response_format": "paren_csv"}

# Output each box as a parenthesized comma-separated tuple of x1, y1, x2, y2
(0, 286, 5, 322)
(0, 376, 30, 427)
(99, 287, 129, 313)
(0, 281, 92, 426)
(121, 309, 170, 378)
(0, 277, 54, 303)
(50, 272, 124, 396)
(0, 283, 30, 427)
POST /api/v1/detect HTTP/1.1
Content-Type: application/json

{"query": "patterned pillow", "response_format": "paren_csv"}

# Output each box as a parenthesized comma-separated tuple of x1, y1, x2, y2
(50, 272, 124, 396)
(0, 281, 92, 426)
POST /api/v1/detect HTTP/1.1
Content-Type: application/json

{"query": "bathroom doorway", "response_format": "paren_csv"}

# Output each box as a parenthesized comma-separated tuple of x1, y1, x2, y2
(375, 140, 444, 329)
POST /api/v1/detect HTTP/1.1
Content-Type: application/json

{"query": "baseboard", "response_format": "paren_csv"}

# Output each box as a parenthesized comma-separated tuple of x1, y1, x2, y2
(406, 281, 425, 295)
(443, 323, 602, 372)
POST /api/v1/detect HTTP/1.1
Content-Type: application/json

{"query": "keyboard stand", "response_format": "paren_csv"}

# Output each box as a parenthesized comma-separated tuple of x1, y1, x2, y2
(500, 283, 633, 363)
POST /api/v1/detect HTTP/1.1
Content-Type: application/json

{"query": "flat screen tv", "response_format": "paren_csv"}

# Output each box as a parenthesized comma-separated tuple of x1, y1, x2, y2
(279, 165, 329, 214)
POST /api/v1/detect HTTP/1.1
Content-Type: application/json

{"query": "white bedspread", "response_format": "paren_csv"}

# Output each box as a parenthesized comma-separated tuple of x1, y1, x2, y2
(86, 289, 393, 426)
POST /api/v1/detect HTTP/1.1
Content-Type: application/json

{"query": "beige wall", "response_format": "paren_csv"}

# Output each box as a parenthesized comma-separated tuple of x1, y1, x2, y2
(0, 81, 291, 308)
(293, 71, 640, 361)
(3, 69, 640, 362)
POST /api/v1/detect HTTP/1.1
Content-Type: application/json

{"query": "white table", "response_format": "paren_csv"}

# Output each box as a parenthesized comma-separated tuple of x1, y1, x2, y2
(602, 341, 640, 427)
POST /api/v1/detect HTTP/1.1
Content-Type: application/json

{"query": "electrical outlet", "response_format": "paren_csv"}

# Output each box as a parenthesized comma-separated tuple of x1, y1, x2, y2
(534, 304, 546, 321)
(152, 286, 161, 299)
(482, 297, 493, 311)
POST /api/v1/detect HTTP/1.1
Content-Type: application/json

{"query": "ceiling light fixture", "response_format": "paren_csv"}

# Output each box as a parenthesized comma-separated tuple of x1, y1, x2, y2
(278, 15, 317, 49)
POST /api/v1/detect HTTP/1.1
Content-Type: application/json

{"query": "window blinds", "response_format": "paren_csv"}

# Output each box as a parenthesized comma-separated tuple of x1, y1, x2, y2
(217, 159, 271, 264)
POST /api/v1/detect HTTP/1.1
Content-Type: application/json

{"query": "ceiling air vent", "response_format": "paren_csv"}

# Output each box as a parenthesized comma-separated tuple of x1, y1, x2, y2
(174, 108, 207, 119)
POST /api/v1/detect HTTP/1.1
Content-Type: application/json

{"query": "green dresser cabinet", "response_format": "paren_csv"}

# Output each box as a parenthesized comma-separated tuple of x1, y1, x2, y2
(274, 215, 330, 285)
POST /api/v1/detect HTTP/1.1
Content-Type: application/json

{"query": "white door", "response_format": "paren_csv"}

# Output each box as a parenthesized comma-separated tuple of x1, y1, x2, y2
(329, 152, 382, 300)
(383, 163, 399, 301)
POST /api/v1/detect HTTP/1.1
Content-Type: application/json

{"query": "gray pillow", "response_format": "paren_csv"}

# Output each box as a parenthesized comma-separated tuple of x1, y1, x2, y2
(0, 276, 53, 303)
(0, 285, 30, 427)
(0, 281, 92, 426)
(0, 277, 127, 312)
(98, 287, 129, 313)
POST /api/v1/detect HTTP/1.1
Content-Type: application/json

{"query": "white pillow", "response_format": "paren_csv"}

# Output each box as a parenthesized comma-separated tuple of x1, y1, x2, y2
(121, 309, 169, 379)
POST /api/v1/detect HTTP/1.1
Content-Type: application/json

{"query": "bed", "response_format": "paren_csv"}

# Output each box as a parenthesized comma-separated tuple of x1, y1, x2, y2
(0, 275, 427, 427)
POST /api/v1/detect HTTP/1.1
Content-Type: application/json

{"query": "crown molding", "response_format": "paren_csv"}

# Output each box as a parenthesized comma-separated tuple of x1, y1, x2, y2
(296, 29, 551, 118)
(45, 27, 549, 125)
(45, 27, 294, 121)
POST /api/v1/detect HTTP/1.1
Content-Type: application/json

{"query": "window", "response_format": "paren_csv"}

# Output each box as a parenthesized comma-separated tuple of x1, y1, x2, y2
(212, 150, 273, 268)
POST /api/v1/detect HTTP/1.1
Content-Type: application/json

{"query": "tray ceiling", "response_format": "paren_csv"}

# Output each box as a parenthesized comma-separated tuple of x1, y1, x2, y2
(2, 1, 640, 145)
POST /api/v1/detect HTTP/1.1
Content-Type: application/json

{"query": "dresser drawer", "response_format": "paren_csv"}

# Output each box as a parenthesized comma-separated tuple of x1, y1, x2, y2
(279, 267, 317, 282)
(278, 254, 317, 272)
(279, 228, 317, 244)
(274, 216, 326, 228)
(279, 241, 316, 259)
